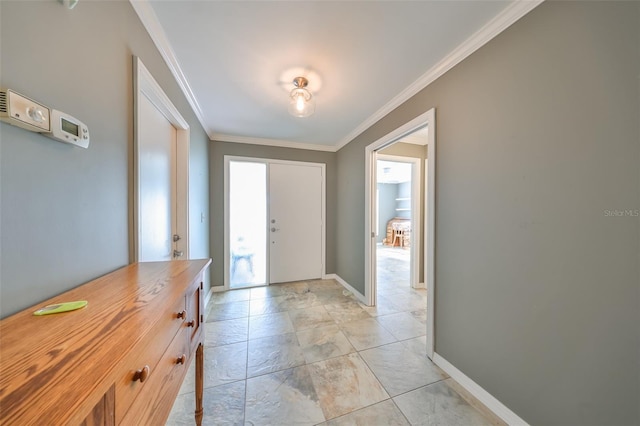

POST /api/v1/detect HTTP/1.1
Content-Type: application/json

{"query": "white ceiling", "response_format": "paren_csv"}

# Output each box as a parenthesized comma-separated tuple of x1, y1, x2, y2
(135, 0, 541, 151)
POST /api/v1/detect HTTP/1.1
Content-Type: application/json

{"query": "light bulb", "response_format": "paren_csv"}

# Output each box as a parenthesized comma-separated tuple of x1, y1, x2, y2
(288, 79, 316, 118)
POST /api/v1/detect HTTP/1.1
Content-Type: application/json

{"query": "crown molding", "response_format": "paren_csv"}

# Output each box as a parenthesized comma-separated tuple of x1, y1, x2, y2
(212, 133, 337, 153)
(335, 0, 544, 150)
(129, 0, 216, 138)
(132, 0, 543, 151)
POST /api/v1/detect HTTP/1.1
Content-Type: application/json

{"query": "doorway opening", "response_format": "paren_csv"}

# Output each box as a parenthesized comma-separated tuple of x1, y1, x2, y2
(365, 108, 436, 358)
(376, 155, 420, 298)
(224, 157, 326, 290)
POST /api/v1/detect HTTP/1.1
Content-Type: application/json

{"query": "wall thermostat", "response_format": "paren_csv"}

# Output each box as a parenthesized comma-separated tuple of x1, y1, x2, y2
(50, 109, 90, 148)
(0, 88, 90, 148)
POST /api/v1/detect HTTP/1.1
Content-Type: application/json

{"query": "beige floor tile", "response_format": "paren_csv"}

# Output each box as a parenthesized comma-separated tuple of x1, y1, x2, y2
(393, 381, 494, 426)
(248, 311, 294, 340)
(324, 300, 371, 324)
(166, 381, 245, 426)
(247, 332, 305, 377)
(210, 288, 251, 304)
(288, 305, 335, 330)
(245, 365, 325, 425)
(401, 335, 428, 359)
(360, 341, 447, 397)
(204, 317, 248, 347)
(249, 295, 288, 316)
(320, 399, 410, 426)
(206, 300, 249, 322)
(339, 318, 397, 351)
(376, 311, 426, 340)
(297, 324, 355, 363)
(170, 249, 496, 425)
(307, 279, 343, 292)
(359, 295, 403, 317)
(307, 353, 389, 420)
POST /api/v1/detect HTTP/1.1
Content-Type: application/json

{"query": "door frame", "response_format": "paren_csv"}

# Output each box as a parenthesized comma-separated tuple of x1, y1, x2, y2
(365, 108, 436, 359)
(375, 154, 421, 290)
(223, 156, 326, 290)
(132, 56, 190, 263)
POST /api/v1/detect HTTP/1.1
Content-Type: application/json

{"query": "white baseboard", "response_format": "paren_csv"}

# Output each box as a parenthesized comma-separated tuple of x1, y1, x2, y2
(323, 273, 367, 304)
(211, 285, 225, 293)
(415, 281, 426, 289)
(432, 353, 529, 426)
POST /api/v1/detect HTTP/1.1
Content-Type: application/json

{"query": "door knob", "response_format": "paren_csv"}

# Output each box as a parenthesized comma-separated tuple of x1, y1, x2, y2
(133, 365, 150, 383)
(173, 250, 184, 258)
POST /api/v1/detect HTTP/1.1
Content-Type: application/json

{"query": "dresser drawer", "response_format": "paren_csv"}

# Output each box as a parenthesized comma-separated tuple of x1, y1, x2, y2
(114, 295, 186, 423)
(119, 330, 190, 425)
(185, 277, 203, 354)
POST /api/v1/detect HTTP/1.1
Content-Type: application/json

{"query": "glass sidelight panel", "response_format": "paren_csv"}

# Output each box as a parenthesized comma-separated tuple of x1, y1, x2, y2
(229, 161, 267, 288)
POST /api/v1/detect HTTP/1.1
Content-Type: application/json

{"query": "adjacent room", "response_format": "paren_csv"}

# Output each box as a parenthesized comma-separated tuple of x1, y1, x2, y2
(1, 1, 638, 426)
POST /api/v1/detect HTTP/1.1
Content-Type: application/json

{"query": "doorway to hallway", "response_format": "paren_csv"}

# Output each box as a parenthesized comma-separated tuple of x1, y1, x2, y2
(375, 156, 418, 294)
(365, 108, 436, 358)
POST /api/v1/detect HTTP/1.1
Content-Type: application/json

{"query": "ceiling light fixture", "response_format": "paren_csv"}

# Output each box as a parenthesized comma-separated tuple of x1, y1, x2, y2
(288, 76, 315, 118)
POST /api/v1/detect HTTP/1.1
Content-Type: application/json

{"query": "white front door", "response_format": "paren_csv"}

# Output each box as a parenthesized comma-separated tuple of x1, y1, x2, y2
(225, 157, 324, 288)
(269, 163, 323, 283)
(138, 93, 177, 261)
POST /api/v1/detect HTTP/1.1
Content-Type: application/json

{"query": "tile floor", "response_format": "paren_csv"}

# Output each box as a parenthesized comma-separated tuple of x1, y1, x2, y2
(167, 246, 503, 425)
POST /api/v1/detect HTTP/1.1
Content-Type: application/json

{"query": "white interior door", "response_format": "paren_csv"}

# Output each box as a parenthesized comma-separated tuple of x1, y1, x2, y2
(268, 163, 323, 284)
(138, 93, 177, 261)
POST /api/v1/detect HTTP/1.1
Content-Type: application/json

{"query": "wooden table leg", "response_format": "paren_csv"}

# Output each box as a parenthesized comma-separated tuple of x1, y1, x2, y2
(195, 342, 204, 426)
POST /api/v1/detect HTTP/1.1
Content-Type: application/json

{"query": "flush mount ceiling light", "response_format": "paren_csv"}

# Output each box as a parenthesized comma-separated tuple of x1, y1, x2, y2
(288, 76, 315, 118)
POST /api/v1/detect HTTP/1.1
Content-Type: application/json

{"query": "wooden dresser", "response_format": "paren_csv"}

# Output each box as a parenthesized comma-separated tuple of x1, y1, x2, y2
(0, 259, 211, 425)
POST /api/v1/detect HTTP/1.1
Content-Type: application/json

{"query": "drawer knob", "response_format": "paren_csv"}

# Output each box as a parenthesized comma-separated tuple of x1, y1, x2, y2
(133, 365, 150, 383)
(177, 310, 187, 319)
(187, 320, 196, 328)
(176, 354, 187, 365)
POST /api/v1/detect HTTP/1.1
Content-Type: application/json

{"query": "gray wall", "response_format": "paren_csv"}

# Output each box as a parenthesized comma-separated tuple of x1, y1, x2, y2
(377, 183, 398, 243)
(0, 1, 210, 317)
(335, 1, 639, 424)
(210, 141, 336, 287)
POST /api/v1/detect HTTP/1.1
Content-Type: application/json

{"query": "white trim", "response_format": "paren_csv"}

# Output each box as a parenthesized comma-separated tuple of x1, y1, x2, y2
(425, 110, 436, 360)
(433, 353, 530, 426)
(133, 56, 190, 262)
(336, 0, 543, 149)
(324, 274, 367, 304)
(376, 154, 421, 291)
(213, 133, 337, 153)
(211, 286, 226, 293)
(223, 158, 231, 291)
(224, 156, 326, 290)
(416, 282, 425, 289)
(129, 0, 214, 139)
